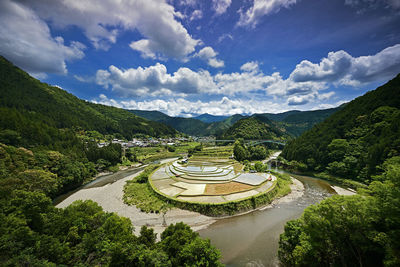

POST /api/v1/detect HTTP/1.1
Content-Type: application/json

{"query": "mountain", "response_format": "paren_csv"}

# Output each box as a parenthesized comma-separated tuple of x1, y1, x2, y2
(129, 110, 208, 136)
(281, 74, 400, 183)
(0, 56, 176, 149)
(194, 113, 229, 123)
(130, 106, 342, 138)
(254, 110, 302, 122)
(220, 116, 290, 140)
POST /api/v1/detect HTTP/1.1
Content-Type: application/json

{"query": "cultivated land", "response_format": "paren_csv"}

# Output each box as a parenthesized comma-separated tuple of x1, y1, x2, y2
(150, 158, 277, 204)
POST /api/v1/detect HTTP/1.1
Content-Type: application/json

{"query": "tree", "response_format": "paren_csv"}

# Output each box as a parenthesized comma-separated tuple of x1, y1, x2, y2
(160, 222, 222, 266)
(233, 140, 248, 161)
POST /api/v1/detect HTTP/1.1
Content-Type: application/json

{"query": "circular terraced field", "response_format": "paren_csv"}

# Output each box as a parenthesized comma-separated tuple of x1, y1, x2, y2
(149, 159, 276, 204)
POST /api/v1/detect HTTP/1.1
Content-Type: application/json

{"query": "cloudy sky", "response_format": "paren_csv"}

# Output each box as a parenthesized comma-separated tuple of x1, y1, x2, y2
(1, 0, 400, 117)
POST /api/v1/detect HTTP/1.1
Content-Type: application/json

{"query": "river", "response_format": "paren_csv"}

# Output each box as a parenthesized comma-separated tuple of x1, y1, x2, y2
(55, 158, 350, 266)
(198, 171, 340, 266)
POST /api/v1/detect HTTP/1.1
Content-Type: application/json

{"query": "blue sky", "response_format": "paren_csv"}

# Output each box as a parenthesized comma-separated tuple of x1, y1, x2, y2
(1, 0, 400, 117)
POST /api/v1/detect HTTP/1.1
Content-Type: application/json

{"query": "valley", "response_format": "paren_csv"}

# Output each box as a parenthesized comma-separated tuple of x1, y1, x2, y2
(1, 50, 399, 266)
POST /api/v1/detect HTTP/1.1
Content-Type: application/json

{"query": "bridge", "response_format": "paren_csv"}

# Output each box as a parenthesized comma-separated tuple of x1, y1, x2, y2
(199, 139, 286, 146)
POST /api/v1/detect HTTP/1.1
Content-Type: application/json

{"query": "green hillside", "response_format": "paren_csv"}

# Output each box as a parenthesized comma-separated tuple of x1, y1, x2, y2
(0, 56, 176, 149)
(130, 110, 208, 136)
(281, 74, 400, 183)
(221, 116, 290, 140)
(194, 113, 229, 123)
(130, 106, 341, 138)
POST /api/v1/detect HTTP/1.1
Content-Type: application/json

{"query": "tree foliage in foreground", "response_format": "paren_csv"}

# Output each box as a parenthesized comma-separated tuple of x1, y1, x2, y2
(279, 157, 400, 266)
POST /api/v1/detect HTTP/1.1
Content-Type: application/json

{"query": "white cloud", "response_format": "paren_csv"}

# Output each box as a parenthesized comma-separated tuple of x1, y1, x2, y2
(21, 0, 199, 60)
(288, 94, 312, 106)
(180, 0, 197, 7)
(95, 63, 216, 97)
(195, 46, 225, 68)
(290, 44, 400, 86)
(237, 0, 298, 28)
(93, 94, 287, 116)
(212, 0, 232, 15)
(190, 9, 203, 20)
(240, 61, 260, 72)
(0, 0, 85, 76)
(318, 91, 335, 101)
(95, 44, 400, 107)
(218, 33, 234, 43)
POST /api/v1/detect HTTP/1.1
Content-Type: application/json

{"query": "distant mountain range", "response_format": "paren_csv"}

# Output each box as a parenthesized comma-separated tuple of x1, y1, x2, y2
(130, 106, 343, 139)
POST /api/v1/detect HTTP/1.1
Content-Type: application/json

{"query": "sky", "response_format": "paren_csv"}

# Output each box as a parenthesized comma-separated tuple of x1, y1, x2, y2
(1, 0, 400, 117)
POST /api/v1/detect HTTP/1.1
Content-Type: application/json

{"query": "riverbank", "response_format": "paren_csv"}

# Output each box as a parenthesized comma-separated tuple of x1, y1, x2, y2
(56, 158, 217, 237)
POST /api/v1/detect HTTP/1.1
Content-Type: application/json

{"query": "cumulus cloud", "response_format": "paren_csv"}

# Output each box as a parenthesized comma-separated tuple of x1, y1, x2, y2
(290, 44, 400, 86)
(190, 10, 203, 21)
(93, 94, 286, 117)
(0, 0, 85, 76)
(240, 61, 260, 72)
(95, 63, 216, 97)
(94, 44, 400, 107)
(237, 0, 298, 28)
(195, 47, 225, 68)
(212, 0, 232, 15)
(20, 0, 199, 59)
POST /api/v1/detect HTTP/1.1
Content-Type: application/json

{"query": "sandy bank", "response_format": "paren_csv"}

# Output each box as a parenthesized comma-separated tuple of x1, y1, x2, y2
(332, 185, 356, 196)
(258, 177, 304, 211)
(56, 158, 215, 237)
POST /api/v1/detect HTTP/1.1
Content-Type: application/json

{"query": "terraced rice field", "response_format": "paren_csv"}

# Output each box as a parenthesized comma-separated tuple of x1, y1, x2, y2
(149, 159, 276, 204)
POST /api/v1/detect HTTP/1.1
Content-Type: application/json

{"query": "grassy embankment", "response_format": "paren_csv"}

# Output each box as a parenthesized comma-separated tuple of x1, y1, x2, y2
(278, 158, 367, 190)
(132, 142, 200, 163)
(123, 164, 173, 213)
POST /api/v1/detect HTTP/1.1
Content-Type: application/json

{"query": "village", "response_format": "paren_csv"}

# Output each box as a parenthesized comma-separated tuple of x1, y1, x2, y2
(97, 136, 215, 148)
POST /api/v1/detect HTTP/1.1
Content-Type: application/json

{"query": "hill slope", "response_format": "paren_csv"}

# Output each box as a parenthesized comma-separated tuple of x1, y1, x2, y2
(194, 113, 229, 123)
(129, 110, 208, 136)
(221, 116, 290, 140)
(281, 74, 400, 182)
(0, 56, 176, 148)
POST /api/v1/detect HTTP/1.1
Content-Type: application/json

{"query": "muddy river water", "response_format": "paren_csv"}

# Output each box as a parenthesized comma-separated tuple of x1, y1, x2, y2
(198, 171, 339, 266)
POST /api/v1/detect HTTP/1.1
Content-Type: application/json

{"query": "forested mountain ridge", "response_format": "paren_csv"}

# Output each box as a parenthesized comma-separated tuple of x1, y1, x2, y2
(220, 116, 290, 140)
(130, 107, 341, 138)
(0, 55, 176, 148)
(281, 73, 400, 183)
(194, 113, 229, 123)
(130, 109, 208, 136)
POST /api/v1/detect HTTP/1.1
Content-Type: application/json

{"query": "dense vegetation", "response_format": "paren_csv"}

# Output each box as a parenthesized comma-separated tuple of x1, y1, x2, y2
(279, 157, 400, 266)
(278, 74, 400, 266)
(0, 56, 222, 266)
(0, 56, 176, 148)
(233, 139, 269, 161)
(221, 116, 289, 140)
(131, 108, 340, 138)
(123, 164, 173, 213)
(193, 113, 229, 123)
(130, 110, 209, 136)
(281, 74, 400, 183)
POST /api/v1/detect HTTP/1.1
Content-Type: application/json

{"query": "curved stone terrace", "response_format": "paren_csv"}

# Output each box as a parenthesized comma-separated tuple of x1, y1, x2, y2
(149, 159, 276, 204)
